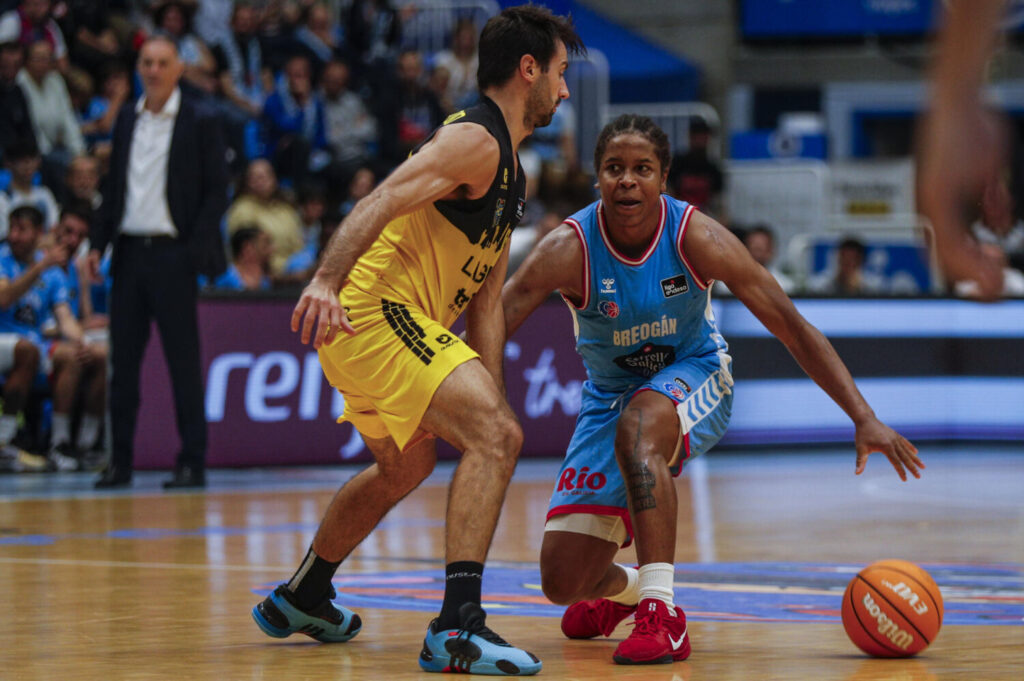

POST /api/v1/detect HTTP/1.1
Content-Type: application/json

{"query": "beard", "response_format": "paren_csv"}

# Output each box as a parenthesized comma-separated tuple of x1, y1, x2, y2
(524, 79, 556, 130)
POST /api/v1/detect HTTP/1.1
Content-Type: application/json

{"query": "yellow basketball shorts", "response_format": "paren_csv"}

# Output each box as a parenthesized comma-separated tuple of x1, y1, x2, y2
(318, 286, 479, 450)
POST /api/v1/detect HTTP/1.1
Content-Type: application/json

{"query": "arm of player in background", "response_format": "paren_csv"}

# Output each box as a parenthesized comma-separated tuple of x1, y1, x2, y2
(501, 222, 585, 339)
(464, 246, 511, 394)
(53, 302, 84, 345)
(685, 210, 924, 481)
(293, 122, 502, 348)
(916, 0, 1007, 300)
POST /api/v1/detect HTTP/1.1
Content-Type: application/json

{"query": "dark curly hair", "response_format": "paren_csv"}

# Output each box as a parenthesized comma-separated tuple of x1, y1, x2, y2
(593, 114, 671, 175)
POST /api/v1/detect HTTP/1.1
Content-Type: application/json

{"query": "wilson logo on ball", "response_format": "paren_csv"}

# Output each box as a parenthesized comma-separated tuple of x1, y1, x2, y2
(861, 592, 914, 651)
(882, 579, 929, 615)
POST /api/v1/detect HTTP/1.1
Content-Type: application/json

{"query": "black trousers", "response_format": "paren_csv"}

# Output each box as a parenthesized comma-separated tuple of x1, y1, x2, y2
(109, 235, 206, 470)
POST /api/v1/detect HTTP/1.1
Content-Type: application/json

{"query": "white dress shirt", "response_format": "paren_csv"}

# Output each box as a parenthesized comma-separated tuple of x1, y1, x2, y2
(119, 88, 181, 237)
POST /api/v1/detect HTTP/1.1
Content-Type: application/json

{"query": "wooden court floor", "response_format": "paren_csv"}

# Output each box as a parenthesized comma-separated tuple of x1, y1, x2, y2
(0, 445, 1021, 680)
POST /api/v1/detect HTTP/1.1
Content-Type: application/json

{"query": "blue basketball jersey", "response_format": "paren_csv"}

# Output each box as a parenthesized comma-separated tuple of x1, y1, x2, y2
(563, 195, 729, 394)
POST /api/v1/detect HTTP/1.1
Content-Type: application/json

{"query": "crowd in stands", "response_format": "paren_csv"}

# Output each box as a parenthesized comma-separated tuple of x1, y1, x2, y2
(0, 0, 1020, 472)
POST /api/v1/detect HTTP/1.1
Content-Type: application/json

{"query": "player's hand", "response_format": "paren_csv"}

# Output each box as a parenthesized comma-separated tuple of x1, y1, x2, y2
(291, 276, 354, 348)
(853, 417, 923, 481)
(42, 241, 72, 269)
(84, 250, 102, 283)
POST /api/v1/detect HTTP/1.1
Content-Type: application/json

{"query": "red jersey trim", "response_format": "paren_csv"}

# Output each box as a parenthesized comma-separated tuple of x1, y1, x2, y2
(597, 196, 666, 266)
(675, 203, 711, 290)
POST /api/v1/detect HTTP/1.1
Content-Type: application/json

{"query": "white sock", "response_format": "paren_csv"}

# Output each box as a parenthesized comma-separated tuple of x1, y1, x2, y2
(51, 413, 71, 447)
(638, 563, 675, 609)
(76, 414, 101, 451)
(0, 414, 17, 445)
(606, 564, 640, 605)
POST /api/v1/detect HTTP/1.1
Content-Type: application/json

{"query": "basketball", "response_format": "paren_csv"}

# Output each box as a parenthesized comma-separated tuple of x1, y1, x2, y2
(841, 559, 944, 657)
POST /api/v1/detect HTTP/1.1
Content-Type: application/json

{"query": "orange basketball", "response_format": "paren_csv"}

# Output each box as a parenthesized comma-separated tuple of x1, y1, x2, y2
(841, 559, 944, 657)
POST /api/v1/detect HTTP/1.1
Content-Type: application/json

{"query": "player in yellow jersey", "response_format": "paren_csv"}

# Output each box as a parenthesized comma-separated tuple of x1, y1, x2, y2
(252, 5, 584, 676)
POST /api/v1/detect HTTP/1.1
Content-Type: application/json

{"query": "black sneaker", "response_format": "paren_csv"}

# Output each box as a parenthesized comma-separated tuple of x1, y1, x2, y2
(252, 585, 362, 643)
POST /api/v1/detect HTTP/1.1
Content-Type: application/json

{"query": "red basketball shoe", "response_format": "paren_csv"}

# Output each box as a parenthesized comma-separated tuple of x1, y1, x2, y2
(612, 598, 690, 665)
(561, 598, 636, 639)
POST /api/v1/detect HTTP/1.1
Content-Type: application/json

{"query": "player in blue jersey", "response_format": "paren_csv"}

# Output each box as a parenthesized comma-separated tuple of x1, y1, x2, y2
(0, 205, 91, 470)
(502, 115, 923, 666)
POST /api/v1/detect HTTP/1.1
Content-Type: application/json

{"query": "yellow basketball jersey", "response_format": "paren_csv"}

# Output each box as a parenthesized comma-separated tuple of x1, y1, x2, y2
(345, 97, 527, 328)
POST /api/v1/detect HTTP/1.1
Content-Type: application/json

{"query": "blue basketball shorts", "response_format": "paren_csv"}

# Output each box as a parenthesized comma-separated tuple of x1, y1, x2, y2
(545, 353, 733, 547)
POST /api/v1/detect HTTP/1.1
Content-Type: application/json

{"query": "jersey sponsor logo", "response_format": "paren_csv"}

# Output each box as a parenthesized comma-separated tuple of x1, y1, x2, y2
(600, 278, 616, 294)
(447, 287, 472, 315)
(598, 300, 619, 319)
(612, 316, 678, 346)
(443, 110, 467, 125)
(613, 343, 676, 378)
(460, 255, 492, 283)
(435, 333, 458, 350)
(661, 274, 689, 297)
(674, 377, 691, 392)
(556, 466, 607, 493)
(664, 382, 686, 401)
(515, 198, 525, 221)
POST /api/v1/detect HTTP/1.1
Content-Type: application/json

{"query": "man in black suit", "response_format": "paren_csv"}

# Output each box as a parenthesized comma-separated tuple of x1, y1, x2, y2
(87, 35, 228, 489)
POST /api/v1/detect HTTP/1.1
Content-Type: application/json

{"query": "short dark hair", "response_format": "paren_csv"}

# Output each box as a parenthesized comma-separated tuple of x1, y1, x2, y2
(231, 225, 262, 259)
(593, 114, 671, 176)
(9, 204, 44, 228)
(476, 4, 584, 91)
(5, 139, 40, 163)
(838, 237, 867, 259)
(60, 199, 93, 226)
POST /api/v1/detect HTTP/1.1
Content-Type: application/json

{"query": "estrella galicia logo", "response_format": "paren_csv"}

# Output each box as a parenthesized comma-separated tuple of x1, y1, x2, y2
(435, 333, 457, 349)
(661, 274, 689, 298)
(598, 300, 619, 319)
(600, 278, 616, 294)
(673, 377, 691, 392)
(664, 382, 686, 401)
(613, 343, 676, 378)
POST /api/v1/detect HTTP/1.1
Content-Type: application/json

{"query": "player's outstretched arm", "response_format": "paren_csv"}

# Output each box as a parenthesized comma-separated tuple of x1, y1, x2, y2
(293, 123, 501, 348)
(685, 212, 923, 481)
(501, 222, 585, 339)
(917, 0, 1007, 300)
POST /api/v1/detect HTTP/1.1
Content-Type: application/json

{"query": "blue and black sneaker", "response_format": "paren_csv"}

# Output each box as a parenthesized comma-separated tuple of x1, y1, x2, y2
(252, 585, 362, 643)
(419, 602, 541, 676)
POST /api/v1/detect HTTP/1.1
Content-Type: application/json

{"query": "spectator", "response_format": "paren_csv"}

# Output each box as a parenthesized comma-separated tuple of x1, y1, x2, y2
(379, 48, 443, 163)
(226, 158, 303, 276)
(338, 164, 375, 219)
(0, 139, 60, 235)
(0, 0, 69, 73)
(294, 2, 344, 77)
(88, 36, 229, 489)
(523, 100, 577, 189)
(209, 225, 271, 291)
(17, 40, 86, 173)
(668, 116, 724, 217)
(63, 153, 102, 210)
(743, 225, 796, 293)
(65, 0, 122, 76)
(972, 174, 1024, 273)
(806, 237, 886, 296)
(427, 62, 452, 113)
(321, 59, 376, 176)
(0, 38, 37, 159)
(210, 1, 266, 118)
(43, 201, 106, 459)
(151, 0, 216, 94)
(346, 0, 401, 70)
(261, 53, 328, 182)
(78, 62, 131, 153)
(0, 204, 85, 470)
(433, 17, 477, 110)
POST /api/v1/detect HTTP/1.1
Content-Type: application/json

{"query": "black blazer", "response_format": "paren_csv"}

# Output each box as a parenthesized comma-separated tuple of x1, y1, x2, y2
(92, 92, 229, 278)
